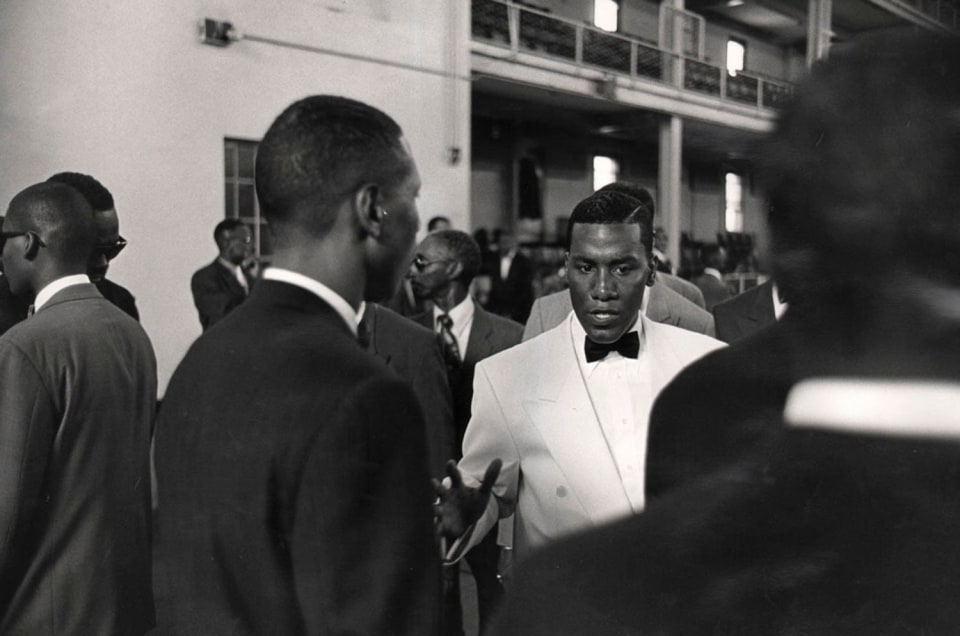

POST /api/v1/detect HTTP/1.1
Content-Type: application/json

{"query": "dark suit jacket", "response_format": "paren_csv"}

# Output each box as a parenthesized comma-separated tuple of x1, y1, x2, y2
(487, 251, 535, 324)
(496, 423, 960, 635)
(413, 304, 523, 452)
(190, 259, 251, 331)
(693, 272, 733, 311)
(361, 303, 456, 476)
(154, 280, 440, 636)
(0, 284, 157, 634)
(646, 317, 796, 500)
(660, 272, 706, 309)
(97, 277, 140, 321)
(713, 279, 777, 343)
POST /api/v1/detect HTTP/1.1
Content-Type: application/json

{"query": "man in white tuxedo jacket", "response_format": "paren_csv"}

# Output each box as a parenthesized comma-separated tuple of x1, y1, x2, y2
(437, 189, 723, 563)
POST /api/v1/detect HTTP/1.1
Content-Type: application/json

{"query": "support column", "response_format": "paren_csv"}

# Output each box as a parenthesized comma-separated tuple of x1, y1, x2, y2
(658, 115, 683, 270)
(806, 0, 832, 68)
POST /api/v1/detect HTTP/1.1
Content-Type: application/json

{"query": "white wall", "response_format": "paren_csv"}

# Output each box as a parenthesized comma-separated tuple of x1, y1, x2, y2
(0, 0, 471, 394)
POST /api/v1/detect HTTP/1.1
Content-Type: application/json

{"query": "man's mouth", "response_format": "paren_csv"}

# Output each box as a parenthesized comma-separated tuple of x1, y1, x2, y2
(588, 309, 620, 324)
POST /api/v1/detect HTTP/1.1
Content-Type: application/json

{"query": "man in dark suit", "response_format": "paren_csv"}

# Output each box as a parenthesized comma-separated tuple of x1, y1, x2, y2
(692, 242, 732, 311)
(0, 182, 157, 634)
(154, 96, 439, 635)
(408, 229, 523, 636)
(190, 218, 255, 330)
(359, 302, 456, 476)
(495, 33, 960, 636)
(486, 231, 534, 324)
(712, 278, 785, 343)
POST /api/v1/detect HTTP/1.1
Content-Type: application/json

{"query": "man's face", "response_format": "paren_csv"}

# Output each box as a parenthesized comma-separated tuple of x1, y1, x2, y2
(222, 225, 253, 266)
(1, 214, 32, 296)
(407, 234, 452, 302)
(365, 139, 421, 302)
(566, 222, 650, 344)
(88, 207, 120, 282)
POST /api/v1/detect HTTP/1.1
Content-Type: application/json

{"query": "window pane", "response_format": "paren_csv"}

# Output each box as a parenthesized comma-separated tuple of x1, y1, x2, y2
(238, 143, 257, 179)
(224, 144, 237, 177)
(225, 183, 237, 218)
(238, 183, 257, 219)
(726, 39, 745, 76)
(593, 155, 619, 192)
(594, 0, 619, 32)
(725, 172, 744, 232)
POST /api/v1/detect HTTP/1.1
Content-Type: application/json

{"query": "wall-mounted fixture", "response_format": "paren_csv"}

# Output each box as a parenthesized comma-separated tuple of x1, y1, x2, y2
(199, 18, 238, 47)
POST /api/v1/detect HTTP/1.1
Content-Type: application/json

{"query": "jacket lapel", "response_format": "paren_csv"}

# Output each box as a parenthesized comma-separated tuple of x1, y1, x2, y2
(645, 284, 680, 326)
(521, 318, 633, 525)
(465, 306, 494, 366)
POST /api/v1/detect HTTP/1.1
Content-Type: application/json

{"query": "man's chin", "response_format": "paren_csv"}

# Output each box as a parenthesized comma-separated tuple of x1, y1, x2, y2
(89, 272, 107, 283)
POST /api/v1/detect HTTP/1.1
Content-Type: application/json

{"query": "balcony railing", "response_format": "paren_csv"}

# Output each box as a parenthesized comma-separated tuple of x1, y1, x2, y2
(472, 0, 794, 111)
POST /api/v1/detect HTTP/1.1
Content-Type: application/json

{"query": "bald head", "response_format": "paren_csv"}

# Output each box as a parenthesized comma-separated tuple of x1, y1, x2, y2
(3, 182, 96, 295)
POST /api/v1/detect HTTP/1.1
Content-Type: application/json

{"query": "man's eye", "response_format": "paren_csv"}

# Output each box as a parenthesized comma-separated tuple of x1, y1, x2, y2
(576, 264, 593, 274)
(613, 265, 633, 275)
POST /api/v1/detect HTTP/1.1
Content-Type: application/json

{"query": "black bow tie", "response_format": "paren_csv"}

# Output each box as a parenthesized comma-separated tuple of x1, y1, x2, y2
(584, 331, 640, 363)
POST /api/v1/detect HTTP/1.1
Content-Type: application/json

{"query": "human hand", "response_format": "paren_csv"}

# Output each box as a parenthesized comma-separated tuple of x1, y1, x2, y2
(433, 458, 501, 541)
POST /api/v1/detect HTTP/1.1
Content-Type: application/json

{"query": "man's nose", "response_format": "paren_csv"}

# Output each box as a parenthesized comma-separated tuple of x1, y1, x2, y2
(591, 269, 618, 300)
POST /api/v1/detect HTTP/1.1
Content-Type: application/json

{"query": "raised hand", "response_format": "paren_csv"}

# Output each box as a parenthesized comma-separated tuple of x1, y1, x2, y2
(433, 458, 502, 541)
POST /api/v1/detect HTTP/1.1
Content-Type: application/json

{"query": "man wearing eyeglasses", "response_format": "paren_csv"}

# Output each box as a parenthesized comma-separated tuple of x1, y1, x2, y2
(0, 182, 157, 634)
(407, 229, 523, 636)
(46, 172, 139, 321)
(190, 218, 256, 331)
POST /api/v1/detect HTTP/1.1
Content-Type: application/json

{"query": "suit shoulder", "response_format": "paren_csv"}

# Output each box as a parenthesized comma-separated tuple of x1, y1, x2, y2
(478, 319, 563, 372)
(648, 319, 724, 354)
(484, 310, 524, 340)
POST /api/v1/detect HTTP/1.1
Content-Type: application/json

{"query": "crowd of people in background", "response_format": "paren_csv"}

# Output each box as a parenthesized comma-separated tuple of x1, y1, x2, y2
(0, 31, 958, 636)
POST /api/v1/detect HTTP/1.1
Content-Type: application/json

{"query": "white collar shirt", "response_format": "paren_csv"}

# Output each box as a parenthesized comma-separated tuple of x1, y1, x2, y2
(570, 311, 650, 512)
(703, 267, 723, 282)
(219, 257, 248, 293)
(434, 295, 475, 357)
(772, 282, 788, 320)
(33, 274, 90, 313)
(261, 267, 357, 336)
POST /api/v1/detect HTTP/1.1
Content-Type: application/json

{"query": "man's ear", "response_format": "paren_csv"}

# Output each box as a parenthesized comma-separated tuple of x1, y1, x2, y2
(24, 232, 43, 261)
(354, 184, 385, 239)
(447, 260, 463, 281)
(646, 255, 658, 287)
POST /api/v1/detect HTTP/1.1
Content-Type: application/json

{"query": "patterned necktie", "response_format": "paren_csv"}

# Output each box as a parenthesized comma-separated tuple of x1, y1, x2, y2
(437, 313, 462, 372)
(584, 331, 640, 363)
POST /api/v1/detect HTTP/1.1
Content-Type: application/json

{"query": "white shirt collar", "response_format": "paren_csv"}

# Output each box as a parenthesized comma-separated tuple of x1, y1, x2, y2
(262, 267, 357, 336)
(785, 378, 960, 439)
(703, 268, 723, 281)
(34, 274, 90, 313)
(434, 294, 475, 328)
(771, 282, 788, 320)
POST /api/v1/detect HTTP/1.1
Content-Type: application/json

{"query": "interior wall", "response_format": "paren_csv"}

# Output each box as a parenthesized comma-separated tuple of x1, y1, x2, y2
(0, 0, 471, 395)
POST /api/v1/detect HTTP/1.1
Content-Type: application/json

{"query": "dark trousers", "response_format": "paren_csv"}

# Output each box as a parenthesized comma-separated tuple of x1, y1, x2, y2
(442, 529, 504, 636)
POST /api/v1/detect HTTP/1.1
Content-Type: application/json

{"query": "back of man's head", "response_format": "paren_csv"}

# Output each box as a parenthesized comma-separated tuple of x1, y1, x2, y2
(434, 229, 482, 285)
(567, 190, 654, 256)
(46, 172, 114, 213)
(4, 182, 96, 294)
(762, 34, 960, 311)
(255, 95, 410, 241)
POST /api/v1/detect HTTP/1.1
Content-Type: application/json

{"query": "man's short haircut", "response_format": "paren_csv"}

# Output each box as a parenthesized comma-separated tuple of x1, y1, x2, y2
(700, 244, 724, 271)
(6, 182, 96, 267)
(596, 181, 655, 217)
(433, 229, 482, 284)
(566, 190, 654, 256)
(255, 95, 410, 238)
(761, 34, 960, 307)
(46, 172, 114, 213)
(427, 216, 451, 232)
(213, 218, 247, 250)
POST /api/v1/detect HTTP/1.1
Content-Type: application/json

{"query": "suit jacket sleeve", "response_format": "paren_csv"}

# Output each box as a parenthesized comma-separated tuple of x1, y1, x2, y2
(446, 362, 521, 561)
(0, 342, 55, 574)
(291, 375, 440, 636)
(190, 268, 233, 330)
(522, 297, 545, 342)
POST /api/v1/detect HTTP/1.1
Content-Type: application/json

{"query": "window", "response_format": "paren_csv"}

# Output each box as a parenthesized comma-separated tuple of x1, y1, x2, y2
(594, 0, 620, 33)
(724, 172, 744, 232)
(592, 155, 620, 192)
(726, 38, 745, 76)
(224, 138, 271, 259)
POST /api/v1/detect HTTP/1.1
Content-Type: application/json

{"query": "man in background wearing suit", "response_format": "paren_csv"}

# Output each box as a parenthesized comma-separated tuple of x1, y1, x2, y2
(486, 230, 535, 324)
(692, 243, 732, 311)
(358, 301, 456, 476)
(155, 96, 439, 635)
(435, 190, 721, 575)
(408, 229, 523, 636)
(0, 182, 157, 634)
(495, 33, 960, 636)
(190, 218, 255, 330)
(712, 278, 787, 344)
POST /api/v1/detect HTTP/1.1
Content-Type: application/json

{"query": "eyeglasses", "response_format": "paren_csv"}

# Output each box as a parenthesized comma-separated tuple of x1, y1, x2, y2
(0, 230, 45, 251)
(96, 236, 127, 261)
(411, 254, 453, 271)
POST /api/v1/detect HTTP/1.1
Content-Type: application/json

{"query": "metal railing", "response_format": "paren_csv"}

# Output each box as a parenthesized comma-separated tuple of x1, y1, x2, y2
(472, 0, 795, 111)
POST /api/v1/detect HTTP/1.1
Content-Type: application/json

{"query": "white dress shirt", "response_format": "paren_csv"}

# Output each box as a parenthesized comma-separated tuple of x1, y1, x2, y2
(261, 267, 357, 336)
(33, 274, 90, 313)
(219, 257, 248, 293)
(433, 295, 475, 357)
(772, 282, 788, 320)
(570, 312, 651, 512)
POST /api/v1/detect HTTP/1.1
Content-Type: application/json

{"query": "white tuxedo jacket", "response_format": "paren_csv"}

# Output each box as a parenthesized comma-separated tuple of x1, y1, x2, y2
(453, 312, 724, 561)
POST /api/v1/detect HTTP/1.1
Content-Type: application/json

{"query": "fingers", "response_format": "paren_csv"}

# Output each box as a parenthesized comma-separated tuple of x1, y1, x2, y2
(479, 458, 502, 494)
(445, 459, 463, 490)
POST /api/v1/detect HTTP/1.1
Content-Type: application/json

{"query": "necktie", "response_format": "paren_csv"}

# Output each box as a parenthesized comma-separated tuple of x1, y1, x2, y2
(437, 313, 462, 372)
(584, 331, 640, 363)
